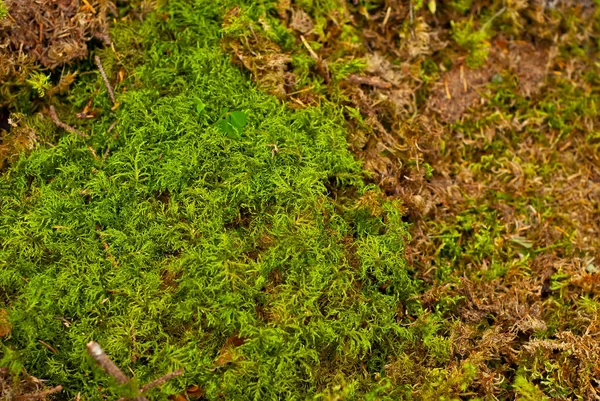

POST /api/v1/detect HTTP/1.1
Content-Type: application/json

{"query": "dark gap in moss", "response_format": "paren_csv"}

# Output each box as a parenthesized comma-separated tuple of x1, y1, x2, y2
(87, 36, 109, 55)
(155, 190, 170, 205)
(541, 279, 552, 299)
(224, 205, 254, 230)
(324, 175, 358, 201)
(0, 107, 10, 134)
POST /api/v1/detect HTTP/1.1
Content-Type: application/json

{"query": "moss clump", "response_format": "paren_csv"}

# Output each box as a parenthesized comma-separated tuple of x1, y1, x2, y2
(0, 1, 423, 399)
(450, 19, 490, 68)
(0, 1, 8, 20)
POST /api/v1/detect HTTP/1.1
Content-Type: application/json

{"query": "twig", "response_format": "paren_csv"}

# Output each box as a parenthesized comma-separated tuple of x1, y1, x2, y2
(382, 6, 392, 29)
(299, 35, 330, 84)
(95, 56, 116, 104)
(300, 35, 319, 61)
(409, 0, 415, 38)
(88, 146, 99, 160)
(265, 144, 280, 158)
(15, 386, 63, 401)
(140, 369, 184, 393)
(107, 120, 118, 134)
(38, 339, 58, 354)
(86, 341, 130, 384)
(460, 65, 468, 93)
(86, 342, 181, 400)
(49, 106, 88, 138)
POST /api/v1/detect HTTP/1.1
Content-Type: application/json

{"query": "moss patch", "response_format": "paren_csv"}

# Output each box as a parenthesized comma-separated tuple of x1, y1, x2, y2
(0, 2, 426, 399)
(2, 0, 600, 400)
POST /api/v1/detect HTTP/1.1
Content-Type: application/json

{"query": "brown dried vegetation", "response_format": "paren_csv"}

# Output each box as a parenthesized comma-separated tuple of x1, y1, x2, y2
(1, 368, 63, 401)
(0, 0, 114, 98)
(0, 0, 115, 170)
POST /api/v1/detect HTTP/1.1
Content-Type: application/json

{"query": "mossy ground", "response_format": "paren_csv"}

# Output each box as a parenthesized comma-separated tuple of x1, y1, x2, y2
(1, 0, 600, 400)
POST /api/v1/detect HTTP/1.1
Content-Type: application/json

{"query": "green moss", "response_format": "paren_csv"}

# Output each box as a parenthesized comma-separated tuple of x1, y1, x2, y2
(4, 0, 600, 399)
(0, 1, 424, 399)
(449, 0, 473, 14)
(25, 72, 52, 98)
(450, 19, 490, 68)
(0, 0, 7, 20)
(513, 375, 549, 401)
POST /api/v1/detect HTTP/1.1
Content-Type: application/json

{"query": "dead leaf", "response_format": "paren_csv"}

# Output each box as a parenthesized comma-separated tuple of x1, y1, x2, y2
(186, 385, 206, 399)
(0, 308, 11, 337)
(214, 335, 246, 367)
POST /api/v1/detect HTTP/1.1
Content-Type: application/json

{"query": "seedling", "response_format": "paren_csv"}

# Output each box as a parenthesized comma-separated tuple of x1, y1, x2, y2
(26, 72, 51, 97)
(215, 109, 247, 139)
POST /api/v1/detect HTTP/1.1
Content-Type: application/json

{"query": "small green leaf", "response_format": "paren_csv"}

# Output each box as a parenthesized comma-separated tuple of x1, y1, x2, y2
(215, 110, 247, 139)
(229, 111, 247, 130)
(195, 99, 206, 114)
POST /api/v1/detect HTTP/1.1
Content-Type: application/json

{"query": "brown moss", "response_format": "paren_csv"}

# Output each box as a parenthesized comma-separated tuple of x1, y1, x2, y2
(0, 0, 114, 71)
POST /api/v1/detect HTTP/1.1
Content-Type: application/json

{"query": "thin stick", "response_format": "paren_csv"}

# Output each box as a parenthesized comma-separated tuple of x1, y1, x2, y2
(409, 0, 415, 38)
(382, 6, 392, 29)
(87, 342, 149, 401)
(38, 339, 58, 354)
(49, 106, 88, 138)
(444, 76, 451, 100)
(107, 120, 118, 134)
(300, 35, 319, 61)
(86, 341, 129, 384)
(95, 56, 116, 104)
(140, 369, 184, 393)
(15, 386, 63, 401)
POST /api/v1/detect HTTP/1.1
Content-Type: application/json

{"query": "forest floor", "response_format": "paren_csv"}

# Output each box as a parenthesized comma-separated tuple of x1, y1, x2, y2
(1, 0, 600, 400)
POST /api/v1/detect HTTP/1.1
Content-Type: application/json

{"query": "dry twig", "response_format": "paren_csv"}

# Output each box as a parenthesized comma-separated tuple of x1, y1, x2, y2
(86, 342, 130, 384)
(95, 56, 116, 104)
(87, 342, 182, 400)
(140, 369, 184, 393)
(300, 35, 319, 61)
(48, 106, 88, 138)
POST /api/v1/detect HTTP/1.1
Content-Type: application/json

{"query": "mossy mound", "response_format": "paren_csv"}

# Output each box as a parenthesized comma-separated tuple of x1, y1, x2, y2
(0, 2, 422, 399)
(4, 0, 599, 399)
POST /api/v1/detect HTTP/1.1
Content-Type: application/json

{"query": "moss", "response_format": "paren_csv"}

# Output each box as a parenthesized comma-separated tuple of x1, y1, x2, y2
(0, 1, 7, 20)
(3, 0, 600, 399)
(0, 1, 426, 399)
(513, 375, 549, 401)
(450, 19, 490, 68)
